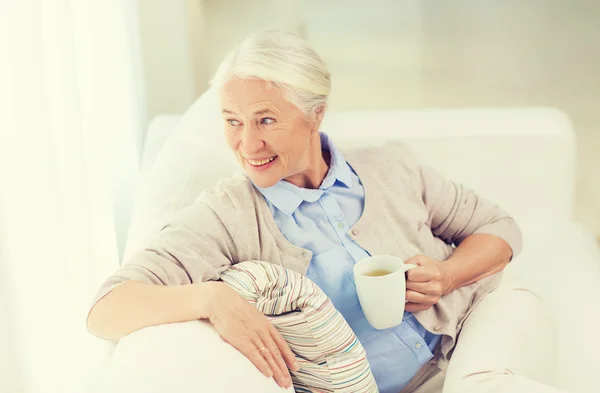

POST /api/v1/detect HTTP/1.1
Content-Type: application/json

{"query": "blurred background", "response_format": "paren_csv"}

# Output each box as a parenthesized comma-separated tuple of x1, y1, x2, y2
(0, 1, 598, 392)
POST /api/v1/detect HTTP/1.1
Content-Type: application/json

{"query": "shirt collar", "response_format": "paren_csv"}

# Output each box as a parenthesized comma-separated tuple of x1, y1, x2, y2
(256, 132, 352, 215)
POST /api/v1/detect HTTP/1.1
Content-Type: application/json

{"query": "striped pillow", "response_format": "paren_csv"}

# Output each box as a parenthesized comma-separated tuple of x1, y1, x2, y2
(220, 261, 378, 393)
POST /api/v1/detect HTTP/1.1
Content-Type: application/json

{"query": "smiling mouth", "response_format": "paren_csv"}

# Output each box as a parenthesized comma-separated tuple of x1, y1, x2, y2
(247, 156, 277, 167)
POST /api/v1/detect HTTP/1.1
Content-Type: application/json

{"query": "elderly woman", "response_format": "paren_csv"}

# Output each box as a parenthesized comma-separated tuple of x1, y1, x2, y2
(88, 30, 563, 393)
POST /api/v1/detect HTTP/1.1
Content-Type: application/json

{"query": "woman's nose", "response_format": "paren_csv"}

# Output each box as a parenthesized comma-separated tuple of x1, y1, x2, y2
(240, 125, 265, 154)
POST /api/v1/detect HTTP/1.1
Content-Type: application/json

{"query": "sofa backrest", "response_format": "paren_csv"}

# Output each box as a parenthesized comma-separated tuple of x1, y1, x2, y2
(124, 88, 576, 259)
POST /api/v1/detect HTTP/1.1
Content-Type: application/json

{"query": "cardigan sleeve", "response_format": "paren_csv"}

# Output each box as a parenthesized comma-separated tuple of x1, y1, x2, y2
(419, 163, 523, 257)
(88, 197, 237, 315)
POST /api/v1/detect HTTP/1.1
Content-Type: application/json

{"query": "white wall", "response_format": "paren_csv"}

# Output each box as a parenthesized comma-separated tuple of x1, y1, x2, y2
(138, 0, 197, 124)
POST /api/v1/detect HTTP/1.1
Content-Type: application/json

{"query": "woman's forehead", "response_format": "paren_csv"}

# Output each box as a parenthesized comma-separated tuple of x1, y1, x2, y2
(219, 79, 292, 113)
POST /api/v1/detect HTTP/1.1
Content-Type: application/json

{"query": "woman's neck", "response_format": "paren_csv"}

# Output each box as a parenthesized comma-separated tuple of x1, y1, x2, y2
(284, 133, 330, 189)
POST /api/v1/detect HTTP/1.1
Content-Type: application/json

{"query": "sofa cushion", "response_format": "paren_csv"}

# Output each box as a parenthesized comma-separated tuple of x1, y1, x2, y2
(221, 261, 378, 393)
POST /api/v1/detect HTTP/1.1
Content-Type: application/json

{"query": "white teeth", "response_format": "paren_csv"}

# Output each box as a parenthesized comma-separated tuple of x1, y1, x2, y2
(248, 157, 275, 166)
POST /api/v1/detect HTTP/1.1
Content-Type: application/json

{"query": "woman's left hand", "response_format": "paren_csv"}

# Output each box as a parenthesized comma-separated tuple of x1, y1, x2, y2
(404, 255, 455, 313)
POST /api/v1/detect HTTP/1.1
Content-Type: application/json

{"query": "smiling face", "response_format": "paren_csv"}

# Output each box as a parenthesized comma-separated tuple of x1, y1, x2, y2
(219, 78, 327, 189)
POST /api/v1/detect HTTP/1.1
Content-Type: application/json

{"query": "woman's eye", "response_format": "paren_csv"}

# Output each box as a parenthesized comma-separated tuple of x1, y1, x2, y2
(260, 117, 275, 125)
(227, 119, 241, 126)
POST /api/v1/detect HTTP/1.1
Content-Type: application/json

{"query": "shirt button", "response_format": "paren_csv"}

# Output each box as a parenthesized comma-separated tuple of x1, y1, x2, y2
(302, 251, 310, 259)
(433, 325, 441, 331)
(415, 343, 422, 349)
(337, 222, 344, 229)
(351, 229, 360, 236)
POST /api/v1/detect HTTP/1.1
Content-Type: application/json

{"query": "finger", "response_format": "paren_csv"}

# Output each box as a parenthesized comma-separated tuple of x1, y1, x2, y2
(250, 332, 289, 388)
(236, 340, 273, 379)
(406, 289, 438, 305)
(259, 343, 292, 389)
(405, 254, 429, 266)
(406, 280, 444, 296)
(405, 302, 432, 312)
(266, 342, 289, 379)
(406, 266, 437, 282)
(405, 280, 430, 293)
(269, 322, 299, 371)
(258, 330, 292, 387)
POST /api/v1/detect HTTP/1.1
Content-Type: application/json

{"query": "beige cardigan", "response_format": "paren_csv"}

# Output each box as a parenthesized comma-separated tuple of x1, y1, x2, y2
(91, 142, 522, 363)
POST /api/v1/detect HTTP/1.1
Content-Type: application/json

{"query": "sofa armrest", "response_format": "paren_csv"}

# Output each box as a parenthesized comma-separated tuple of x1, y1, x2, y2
(506, 222, 600, 392)
(88, 321, 293, 393)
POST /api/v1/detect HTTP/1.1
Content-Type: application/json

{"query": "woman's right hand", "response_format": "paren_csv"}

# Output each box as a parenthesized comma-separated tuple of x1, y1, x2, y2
(203, 281, 299, 389)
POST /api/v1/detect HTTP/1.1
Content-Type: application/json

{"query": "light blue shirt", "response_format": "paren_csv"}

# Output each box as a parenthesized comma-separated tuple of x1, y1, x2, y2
(256, 133, 441, 393)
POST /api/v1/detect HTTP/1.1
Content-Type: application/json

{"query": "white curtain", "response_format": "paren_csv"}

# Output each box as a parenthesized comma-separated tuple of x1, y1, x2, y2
(0, 1, 144, 392)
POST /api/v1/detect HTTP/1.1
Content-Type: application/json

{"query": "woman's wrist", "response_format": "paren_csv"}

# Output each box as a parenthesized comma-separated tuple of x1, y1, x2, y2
(439, 258, 460, 295)
(193, 281, 224, 320)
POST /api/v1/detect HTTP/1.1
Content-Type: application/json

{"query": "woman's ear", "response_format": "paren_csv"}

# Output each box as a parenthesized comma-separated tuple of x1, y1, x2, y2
(312, 105, 326, 131)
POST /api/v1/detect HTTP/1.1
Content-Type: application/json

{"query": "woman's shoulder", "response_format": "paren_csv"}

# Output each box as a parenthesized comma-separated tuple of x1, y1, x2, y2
(197, 172, 260, 212)
(342, 141, 421, 174)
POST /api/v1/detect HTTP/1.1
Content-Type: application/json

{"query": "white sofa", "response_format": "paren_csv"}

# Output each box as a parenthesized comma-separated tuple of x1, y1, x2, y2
(90, 96, 600, 392)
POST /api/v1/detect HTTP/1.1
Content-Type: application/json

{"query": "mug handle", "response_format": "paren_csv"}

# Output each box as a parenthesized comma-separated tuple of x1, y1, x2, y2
(403, 263, 418, 272)
(403, 264, 418, 304)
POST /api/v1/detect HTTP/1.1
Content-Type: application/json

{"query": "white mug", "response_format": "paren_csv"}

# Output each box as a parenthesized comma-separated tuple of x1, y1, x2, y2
(353, 255, 417, 330)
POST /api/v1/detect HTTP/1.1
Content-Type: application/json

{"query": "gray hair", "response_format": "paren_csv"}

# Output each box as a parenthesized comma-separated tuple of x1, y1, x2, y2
(210, 29, 331, 118)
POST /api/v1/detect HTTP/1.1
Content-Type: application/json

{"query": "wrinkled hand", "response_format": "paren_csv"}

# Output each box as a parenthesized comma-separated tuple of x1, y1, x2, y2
(204, 282, 299, 388)
(404, 255, 454, 313)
